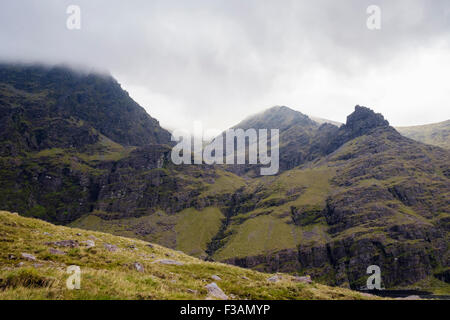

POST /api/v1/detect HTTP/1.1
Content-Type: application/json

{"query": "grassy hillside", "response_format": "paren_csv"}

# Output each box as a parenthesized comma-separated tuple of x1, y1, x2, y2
(396, 120, 450, 149)
(0, 210, 376, 300)
(0, 66, 448, 295)
(208, 127, 450, 293)
(213, 167, 334, 261)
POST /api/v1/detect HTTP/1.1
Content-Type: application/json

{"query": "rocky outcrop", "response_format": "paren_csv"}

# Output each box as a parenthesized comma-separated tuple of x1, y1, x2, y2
(0, 64, 172, 150)
(0, 64, 448, 291)
(323, 105, 391, 155)
(224, 233, 447, 289)
(205, 282, 228, 300)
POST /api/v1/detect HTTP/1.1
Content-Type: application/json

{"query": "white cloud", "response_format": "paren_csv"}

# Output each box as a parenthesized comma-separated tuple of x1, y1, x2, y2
(1, 0, 449, 131)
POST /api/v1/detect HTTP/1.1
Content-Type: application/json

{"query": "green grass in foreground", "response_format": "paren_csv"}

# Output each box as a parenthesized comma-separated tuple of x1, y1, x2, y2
(0, 211, 377, 300)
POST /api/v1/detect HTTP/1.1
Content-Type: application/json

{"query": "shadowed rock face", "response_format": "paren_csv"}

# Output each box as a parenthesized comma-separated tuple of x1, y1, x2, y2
(0, 64, 171, 156)
(345, 105, 389, 135)
(322, 105, 393, 155)
(215, 106, 449, 290)
(220, 105, 394, 174)
(0, 65, 448, 291)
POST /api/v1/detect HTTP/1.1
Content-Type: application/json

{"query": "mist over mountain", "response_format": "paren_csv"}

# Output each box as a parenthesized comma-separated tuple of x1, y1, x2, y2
(0, 64, 448, 294)
(0, 64, 171, 156)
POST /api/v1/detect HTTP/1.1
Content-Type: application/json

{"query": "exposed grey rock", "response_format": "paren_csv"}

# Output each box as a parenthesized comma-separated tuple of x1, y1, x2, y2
(187, 289, 198, 294)
(211, 275, 221, 281)
(49, 248, 66, 255)
(205, 282, 228, 300)
(82, 240, 95, 248)
(21, 253, 36, 261)
(133, 262, 144, 272)
(33, 263, 44, 268)
(7, 254, 16, 260)
(104, 243, 118, 252)
(45, 240, 79, 248)
(293, 275, 312, 284)
(152, 259, 184, 266)
(267, 275, 282, 282)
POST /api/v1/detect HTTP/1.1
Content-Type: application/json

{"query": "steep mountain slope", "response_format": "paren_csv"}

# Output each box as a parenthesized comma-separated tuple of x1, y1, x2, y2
(396, 120, 450, 149)
(0, 211, 372, 300)
(209, 106, 449, 292)
(309, 116, 343, 127)
(0, 64, 248, 258)
(0, 64, 448, 293)
(0, 63, 171, 156)
(222, 106, 339, 174)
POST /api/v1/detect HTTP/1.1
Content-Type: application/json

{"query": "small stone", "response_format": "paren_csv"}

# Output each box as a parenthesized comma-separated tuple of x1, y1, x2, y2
(267, 275, 282, 282)
(104, 243, 118, 252)
(152, 259, 184, 266)
(17, 262, 24, 267)
(82, 240, 95, 248)
(146, 243, 154, 249)
(241, 276, 250, 280)
(33, 263, 44, 268)
(45, 240, 79, 248)
(211, 275, 221, 281)
(127, 244, 138, 250)
(76, 233, 82, 236)
(49, 248, 66, 255)
(205, 282, 228, 300)
(7, 254, 16, 260)
(133, 262, 144, 272)
(88, 235, 98, 240)
(293, 275, 312, 284)
(21, 253, 36, 261)
(43, 232, 52, 236)
(187, 289, 198, 294)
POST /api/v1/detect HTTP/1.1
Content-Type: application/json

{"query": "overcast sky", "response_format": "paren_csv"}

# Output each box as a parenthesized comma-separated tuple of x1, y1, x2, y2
(1, 0, 449, 133)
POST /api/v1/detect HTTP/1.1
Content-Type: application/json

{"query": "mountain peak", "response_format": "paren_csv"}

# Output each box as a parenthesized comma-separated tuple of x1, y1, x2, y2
(235, 106, 315, 131)
(344, 105, 390, 136)
(0, 64, 171, 152)
(319, 106, 393, 156)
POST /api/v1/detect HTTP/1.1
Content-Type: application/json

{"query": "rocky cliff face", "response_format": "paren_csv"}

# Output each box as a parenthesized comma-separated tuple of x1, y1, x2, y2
(0, 64, 171, 156)
(0, 65, 448, 292)
(213, 106, 449, 290)
(216, 106, 340, 174)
